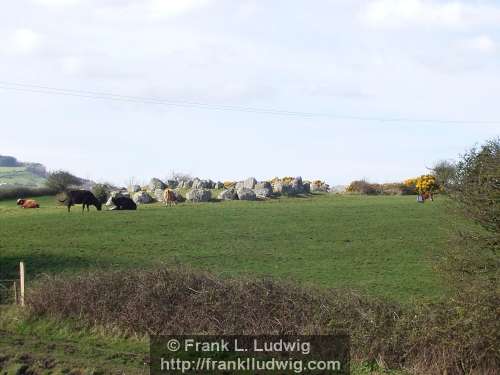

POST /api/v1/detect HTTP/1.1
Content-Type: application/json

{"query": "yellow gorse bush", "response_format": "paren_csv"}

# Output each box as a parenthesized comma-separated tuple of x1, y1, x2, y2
(404, 178, 417, 187)
(270, 177, 296, 185)
(415, 174, 437, 194)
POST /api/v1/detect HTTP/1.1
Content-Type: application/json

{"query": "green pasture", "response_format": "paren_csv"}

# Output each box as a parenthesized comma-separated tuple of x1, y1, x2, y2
(0, 166, 46, 187)
(0, 194, 456, 302)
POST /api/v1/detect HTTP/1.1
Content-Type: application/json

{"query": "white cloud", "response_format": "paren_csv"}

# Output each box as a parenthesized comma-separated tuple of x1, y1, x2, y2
(360, 0, 500, 29)
(464, 35, 496, 53)
(61, 56, 84, 75)
(33, 0, 80, 6)
(94, 0, 213, 22)
(2, 29, 42, 55)
(149, 0, 212, 18)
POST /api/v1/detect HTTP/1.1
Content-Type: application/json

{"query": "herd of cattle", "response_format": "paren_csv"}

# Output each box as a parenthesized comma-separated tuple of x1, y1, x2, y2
(16, 188, 178, 212)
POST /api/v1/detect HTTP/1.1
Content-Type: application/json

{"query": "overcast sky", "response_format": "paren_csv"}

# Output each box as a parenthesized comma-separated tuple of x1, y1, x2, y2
(1, 0, 499, 185)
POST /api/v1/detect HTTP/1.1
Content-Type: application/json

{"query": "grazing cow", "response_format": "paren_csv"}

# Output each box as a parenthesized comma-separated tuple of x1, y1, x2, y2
(417, 192, 434, 203)
(58, 190, 102, 212)
(110, 196, 137, 210)
(16, 199, 40, 208)
(163, 189, 177, 207)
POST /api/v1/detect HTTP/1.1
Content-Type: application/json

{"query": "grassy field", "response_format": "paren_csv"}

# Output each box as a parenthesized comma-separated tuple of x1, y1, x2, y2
(0, 193, 455, 302)
(0, 166, 46, 188)
(0, 193, 457, 374)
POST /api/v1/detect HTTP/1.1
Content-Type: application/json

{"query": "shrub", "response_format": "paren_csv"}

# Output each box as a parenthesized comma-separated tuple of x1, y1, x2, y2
(28, 268, 338, 336)
(0, 155, 19, 167)
(431, 160, 456, 190)
(399, 287, 499, 375)
(27, 267, 498, 374)
(422, 137, 500, 374)
(45, 170, 82, 192)
(449, 138, 499, 232)
(402, 178, 418, 195)
(380, 183, 405, 195)
(415, 175, 438, 195)
(346, 180, 380, 195)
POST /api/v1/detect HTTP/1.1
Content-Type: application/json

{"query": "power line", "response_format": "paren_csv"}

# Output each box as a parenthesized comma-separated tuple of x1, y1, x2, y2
(0, 80, 498, 124)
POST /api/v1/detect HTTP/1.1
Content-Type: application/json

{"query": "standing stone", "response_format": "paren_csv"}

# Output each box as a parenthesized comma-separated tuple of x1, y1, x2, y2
(133, 191, 153, 204)
(255, 181, 272, 190)
(192, 178, 201, 189)
(235, 181, 245, 190)
(272, 181, 284, 194)
(193, 179, 211, 189)
(303, 182, 311, 194)
(254, 188, 271, 198)
(218, 189, 237, 200)
(149, 178, 166, 191)
(153, 188, 165, 202)
(311, 181, 329, 192)
(243, 177, 257, 189)
(214, 181, 224, 189)
(186, 189, 211, 202)
(237, 188, 257, 201)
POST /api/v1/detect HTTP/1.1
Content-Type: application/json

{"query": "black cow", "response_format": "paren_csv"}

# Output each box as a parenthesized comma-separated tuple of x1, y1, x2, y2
(59, 190, 102, 212)
(111, 196, 137, 210)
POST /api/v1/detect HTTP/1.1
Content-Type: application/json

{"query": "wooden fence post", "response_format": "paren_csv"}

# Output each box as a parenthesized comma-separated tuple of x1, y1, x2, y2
(13, 281, 17, 305)
(19, 262, 25, 307)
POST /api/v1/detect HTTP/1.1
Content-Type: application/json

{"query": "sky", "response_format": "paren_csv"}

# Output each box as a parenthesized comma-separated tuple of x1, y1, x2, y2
(1, 0, 499, 186)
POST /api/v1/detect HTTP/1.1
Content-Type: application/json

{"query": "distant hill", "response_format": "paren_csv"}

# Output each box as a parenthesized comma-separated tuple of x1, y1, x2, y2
(0, 154, 94, 190)
(0, 155, 48, 188)
(0, 166, 48, 188)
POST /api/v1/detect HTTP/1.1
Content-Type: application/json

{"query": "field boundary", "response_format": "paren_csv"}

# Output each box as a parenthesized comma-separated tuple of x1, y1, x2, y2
(0, 261, 24, 305)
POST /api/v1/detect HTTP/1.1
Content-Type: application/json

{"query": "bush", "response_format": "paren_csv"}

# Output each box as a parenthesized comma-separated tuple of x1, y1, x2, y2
(423, 137, 500, 374)
(449, 138, 499, 232)
(431, 160, 456, 190)
(380, 183, 404, 195)
(415, 174, 438, 194)
(28, 268, 338, 336)
(0, 155, 19, 167)
(346, 180, 380, 195)
(402, 178, 418, 195)
(0, 186, 57, 201)
(27, 267, 498, 374)
(45, 170, 82, 192)
(399, 287, 499, 375)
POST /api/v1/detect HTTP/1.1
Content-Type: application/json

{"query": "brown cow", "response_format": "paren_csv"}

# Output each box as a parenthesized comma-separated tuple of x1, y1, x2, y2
(163, 189, 177, 207)
(16, 199, 40, 208)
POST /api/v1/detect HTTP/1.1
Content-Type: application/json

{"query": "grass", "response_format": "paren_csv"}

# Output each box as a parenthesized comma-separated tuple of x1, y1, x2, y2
(0, 166, 46, 188)
(0, 306, 408, 375)
(0, 194, 459, 374)
(0, 306, 148, 374)
(0, 193, 456, 302)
